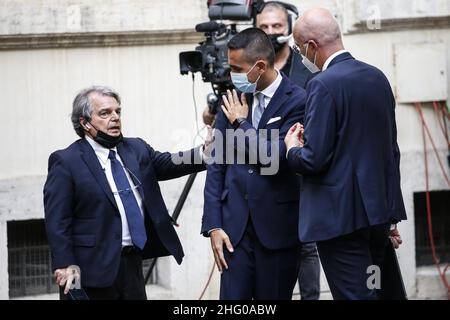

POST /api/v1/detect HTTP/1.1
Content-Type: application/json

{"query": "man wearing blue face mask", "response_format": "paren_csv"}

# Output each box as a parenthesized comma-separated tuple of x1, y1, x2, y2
(201, 28, 307, 300)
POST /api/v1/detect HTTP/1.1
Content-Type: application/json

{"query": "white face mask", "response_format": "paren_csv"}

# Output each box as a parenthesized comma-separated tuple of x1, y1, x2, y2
(302, 43, 320, 74)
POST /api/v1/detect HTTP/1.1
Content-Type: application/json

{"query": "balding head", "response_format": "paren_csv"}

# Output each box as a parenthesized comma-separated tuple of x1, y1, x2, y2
(293, 8, 344, 70)
(294, 8, 342, 46)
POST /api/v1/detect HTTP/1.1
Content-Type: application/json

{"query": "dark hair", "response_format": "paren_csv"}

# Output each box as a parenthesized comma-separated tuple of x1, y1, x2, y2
(227, 28, 275, 67)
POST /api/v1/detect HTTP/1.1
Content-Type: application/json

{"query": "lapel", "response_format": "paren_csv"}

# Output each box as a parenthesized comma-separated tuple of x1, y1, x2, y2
(327, 52, 354, 69)
(257, 74, 291, 129)
(117, 142, 145, 201)
(79, 139, 118, 210)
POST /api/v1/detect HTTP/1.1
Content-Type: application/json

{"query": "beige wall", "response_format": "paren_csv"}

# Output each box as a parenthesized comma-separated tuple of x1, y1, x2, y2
(0, 0, 208, 34)
(0, 43, 212, 179)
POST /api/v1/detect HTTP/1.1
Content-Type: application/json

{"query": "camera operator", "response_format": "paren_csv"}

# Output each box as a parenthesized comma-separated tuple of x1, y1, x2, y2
(256, 2, 312, 88)
(202, 2, 312, 118)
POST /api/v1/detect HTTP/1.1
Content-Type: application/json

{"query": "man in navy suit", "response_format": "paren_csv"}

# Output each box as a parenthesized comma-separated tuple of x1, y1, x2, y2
(284, 8, 406, 299)
(44, 86, 210, 300)
(201, 28, 307, 299)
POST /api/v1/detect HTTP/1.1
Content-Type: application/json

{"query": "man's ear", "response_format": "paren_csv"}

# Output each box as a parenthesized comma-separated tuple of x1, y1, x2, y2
(80, 117, 90, 130)
(256, 60, 267, 73)
(309, 40, 319, 51)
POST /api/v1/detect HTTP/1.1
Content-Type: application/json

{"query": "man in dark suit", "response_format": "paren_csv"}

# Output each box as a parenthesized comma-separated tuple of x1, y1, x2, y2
(44, 86, 210, 300)
(256, 1, 321, 300)
(201, 28, 307, 299)
(284, 8, 406, 300)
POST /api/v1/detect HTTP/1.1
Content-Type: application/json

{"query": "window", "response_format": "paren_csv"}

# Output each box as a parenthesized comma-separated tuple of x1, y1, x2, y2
(7, 219, 57, 298)
(8, 219, 157, 298)
(414, 191, 450, 266)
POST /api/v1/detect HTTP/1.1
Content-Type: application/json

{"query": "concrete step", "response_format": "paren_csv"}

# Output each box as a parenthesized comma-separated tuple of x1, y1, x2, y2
(416, 265, 449, 299)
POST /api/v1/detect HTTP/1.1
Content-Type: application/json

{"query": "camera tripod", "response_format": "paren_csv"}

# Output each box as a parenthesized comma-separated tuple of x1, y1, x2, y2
(144, 172, 198, 284)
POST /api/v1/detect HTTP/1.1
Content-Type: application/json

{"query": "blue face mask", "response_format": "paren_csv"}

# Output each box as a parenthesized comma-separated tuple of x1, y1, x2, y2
(230, 63, 261, 93)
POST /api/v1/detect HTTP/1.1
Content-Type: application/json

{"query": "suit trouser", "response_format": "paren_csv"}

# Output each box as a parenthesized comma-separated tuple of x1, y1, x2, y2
(297, 241, 321, 300)
(316, 223, 390, 300)
(60, 246, 147, 300)
(220, 217, 299, 300)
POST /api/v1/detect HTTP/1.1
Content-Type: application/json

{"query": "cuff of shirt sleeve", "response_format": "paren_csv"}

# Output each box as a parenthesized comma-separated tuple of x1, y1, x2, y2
(286, 147, 293, 160)
(208, 228, 222, 236)
(200, 144, 213, 164)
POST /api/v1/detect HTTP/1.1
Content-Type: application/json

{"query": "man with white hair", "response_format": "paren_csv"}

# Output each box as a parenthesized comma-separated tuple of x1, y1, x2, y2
(284, 8, 406, 300)
(44, 86, 212, 299)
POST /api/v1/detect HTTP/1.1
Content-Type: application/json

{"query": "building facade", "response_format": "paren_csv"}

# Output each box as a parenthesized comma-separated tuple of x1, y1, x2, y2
(0, 0, 449, 299)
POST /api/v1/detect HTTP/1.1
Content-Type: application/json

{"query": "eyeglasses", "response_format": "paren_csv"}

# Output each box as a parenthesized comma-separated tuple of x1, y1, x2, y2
(292, 43, 302, 55)
(112, 166, 143, 196)
(292, 41, 317, 56)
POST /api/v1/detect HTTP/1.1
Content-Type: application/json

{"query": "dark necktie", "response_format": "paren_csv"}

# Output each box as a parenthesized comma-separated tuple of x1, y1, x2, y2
(108, 150, 147, 250)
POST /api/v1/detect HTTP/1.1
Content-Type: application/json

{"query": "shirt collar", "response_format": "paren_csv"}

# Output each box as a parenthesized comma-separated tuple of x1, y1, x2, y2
(254, 69, 282, 100)
(85, 135, 117, 164)
(322, 50, 349, 71)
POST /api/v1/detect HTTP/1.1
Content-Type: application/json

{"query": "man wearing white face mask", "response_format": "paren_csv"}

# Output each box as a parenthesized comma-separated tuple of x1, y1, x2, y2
(285, 8, 406, 300)
(201, 28, 307, 299)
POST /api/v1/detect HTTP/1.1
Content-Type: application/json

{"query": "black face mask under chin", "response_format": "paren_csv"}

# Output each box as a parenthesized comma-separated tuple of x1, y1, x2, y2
(269, 34, 288, 53)
(87, 122, 123, 149)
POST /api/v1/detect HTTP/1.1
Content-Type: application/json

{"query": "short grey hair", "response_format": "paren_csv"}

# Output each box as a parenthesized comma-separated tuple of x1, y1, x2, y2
(71, 85, 121, 138)
(261, 2, 289, 20)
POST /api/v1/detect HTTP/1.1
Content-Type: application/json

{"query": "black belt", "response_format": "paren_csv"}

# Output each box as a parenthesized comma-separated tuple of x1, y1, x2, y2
(121, 245, 140, 255)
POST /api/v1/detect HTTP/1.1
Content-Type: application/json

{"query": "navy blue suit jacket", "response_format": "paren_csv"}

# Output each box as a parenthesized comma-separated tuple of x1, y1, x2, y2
(44, 137, 205, 287)
(287, 52, 407, 242)
(202, 74, 306, 250)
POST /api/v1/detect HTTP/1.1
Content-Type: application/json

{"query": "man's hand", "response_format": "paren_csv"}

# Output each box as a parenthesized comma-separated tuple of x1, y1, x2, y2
(221, 89, 249, 124)
(202, 106, 215, 126)
(202, 125, 214, 158)
(389, 226, 403, 249)
(54, 265, 81, 294)
(210, 229, 234, 273)
(284, 123, 304, 152)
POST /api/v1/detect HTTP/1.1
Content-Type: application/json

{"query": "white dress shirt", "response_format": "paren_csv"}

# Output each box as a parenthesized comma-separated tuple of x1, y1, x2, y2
(85, 135, 145, 247)
(251, 69, 283, 125)
(322, 50, 349, 71)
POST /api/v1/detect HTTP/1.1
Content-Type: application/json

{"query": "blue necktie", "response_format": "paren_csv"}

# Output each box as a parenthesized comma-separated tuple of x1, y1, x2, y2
(108, 150, 147, 250)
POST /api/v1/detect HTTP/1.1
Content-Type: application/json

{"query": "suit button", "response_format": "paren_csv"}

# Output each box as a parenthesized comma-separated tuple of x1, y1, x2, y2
(248, 169, 253, 174)
(244, 194, 249, 200)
